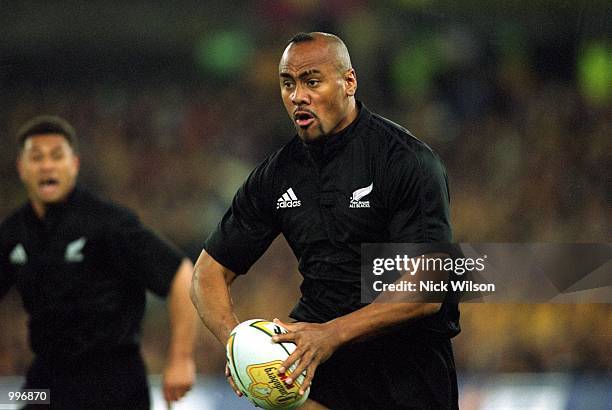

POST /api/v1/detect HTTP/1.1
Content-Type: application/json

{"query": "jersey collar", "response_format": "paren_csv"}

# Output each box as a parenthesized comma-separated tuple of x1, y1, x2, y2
(302, 100, 370, 162)
(26, 185, 81, 228)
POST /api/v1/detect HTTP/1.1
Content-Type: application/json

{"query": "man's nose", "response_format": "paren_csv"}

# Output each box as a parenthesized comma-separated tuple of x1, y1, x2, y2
(291, 84, 309, 105)
(39, 157, 56, 171)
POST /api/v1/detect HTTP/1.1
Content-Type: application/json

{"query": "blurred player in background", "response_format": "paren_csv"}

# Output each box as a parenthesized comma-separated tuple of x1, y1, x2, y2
(0, 116, 197, 409)
(192, 32, 460, 409)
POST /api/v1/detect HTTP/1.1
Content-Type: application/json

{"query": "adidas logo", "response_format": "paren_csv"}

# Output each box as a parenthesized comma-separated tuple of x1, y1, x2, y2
(276, 188, 301, 210)
(349, 183, 373, 208)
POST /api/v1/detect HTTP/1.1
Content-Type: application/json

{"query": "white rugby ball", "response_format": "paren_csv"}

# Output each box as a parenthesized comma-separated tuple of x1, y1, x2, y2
(226, 319, 310, 409)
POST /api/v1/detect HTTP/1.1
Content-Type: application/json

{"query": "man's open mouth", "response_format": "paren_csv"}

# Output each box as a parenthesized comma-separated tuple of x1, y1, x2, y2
(39, 178, 59, 193)
(294, 111, 315, 128)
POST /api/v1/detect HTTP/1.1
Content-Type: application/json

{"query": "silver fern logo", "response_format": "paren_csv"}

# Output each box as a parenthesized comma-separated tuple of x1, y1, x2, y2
(65, 237, 87, 262)
(9, 244, 27, 265)
(350, 183, 373, 208)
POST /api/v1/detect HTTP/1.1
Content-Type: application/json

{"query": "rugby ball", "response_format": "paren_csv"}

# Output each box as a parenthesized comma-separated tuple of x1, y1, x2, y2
(226, 319, 310, 409)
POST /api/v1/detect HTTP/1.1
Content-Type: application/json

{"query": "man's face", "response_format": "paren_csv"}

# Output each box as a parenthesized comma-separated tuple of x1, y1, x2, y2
(279, 40, 356, 141)
(17, 134, 80, 208)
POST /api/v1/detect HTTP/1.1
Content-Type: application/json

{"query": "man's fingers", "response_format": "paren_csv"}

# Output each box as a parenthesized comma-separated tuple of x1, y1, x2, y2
(163, 374, 194, 400)
(164, 389, 175, 403)
(278, 347, 303, 374)
(284, 351, 312, 385)
(227, 377, 242, 397)
(178, 386, 191, 399)
(225, 364, 243, 397)
(163, 384, 175, 402)
(164, 385, 190, 402)
(273, 317, 295, 331)
(227, 377, 242, 396)
(299, 363, 317, 395)
(272, 320, 299, 344)
(272, 332, 295, 344)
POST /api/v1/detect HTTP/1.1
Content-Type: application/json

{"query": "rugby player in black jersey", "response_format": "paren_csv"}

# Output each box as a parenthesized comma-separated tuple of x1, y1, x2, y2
(1, 116, 197, 409)
(192, 33, 459, 409)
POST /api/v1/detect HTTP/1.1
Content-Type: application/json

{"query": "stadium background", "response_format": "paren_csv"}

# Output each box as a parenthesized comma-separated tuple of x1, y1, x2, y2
(0, 1, 610, 409)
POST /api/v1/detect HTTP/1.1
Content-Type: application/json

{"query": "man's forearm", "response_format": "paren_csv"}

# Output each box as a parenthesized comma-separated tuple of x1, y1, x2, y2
(329, 301, 441, 346)
(190, 250, 239, 345)
(167, 258, 198, 360)
(328, 253, 449, 346)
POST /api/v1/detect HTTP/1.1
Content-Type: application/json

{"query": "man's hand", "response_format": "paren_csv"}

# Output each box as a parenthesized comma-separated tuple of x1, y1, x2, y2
(225, 363, 243, 397)
(271, 318, 340, 395)
(162, 356, 196, 402)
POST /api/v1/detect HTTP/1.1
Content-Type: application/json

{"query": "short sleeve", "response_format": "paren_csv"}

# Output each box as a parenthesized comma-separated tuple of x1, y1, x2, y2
(386, 146, 453, 253)
(112, 209, 184, 297)
(205, 158, 280, 275)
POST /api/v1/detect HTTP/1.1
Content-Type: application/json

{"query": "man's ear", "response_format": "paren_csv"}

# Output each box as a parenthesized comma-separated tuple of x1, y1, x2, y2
(16, 157, 24, 181)
(73, 154, 81, 175)
(345, 68, 357, 97)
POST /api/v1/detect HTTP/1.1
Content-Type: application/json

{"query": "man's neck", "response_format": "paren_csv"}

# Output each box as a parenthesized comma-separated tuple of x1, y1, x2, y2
(31, 200, 47, 219)
(333, 99, 358, 136)
(29, 185, 77, 219)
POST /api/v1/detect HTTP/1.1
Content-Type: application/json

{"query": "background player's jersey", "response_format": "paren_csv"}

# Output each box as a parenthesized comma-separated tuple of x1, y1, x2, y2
(0, 187, 184, 361)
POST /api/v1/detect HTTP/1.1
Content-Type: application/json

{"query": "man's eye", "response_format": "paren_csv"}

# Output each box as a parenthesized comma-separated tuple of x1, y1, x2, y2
(307, 79, 320, 87)
(283, 82, 294, 89)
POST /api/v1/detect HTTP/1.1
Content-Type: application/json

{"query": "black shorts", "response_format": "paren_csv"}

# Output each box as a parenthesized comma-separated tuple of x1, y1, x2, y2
(309, 331, 458, 410)
(22, 348, 150, 410)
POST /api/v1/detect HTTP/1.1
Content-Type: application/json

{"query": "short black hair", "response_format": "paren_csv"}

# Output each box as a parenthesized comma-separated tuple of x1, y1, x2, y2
(16, 115, 78, 152)
(288, 32, 315, 45)
(285, 32, 353, 73)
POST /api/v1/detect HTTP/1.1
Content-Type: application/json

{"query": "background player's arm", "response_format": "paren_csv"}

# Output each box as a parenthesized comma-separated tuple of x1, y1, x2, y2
(163, 258, 197, 402)
(0, 266, 14, 301)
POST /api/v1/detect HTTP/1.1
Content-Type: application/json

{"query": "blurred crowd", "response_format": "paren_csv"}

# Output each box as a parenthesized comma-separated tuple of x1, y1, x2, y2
(0, 1, 610, 377)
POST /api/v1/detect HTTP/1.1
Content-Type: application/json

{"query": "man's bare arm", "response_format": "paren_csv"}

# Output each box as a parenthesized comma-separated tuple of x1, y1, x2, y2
(190, 250, 240, 344)
(164, 258, 197, 402)
(190, 250, 244, 396)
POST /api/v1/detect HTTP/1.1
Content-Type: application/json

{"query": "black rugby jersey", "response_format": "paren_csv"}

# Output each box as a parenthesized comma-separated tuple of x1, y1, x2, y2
(206, 102, 459, 336)
(0, 186, 183, 361)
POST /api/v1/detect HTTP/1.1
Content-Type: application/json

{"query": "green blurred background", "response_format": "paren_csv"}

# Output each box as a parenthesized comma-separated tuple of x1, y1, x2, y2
(0, 1, 610, 408)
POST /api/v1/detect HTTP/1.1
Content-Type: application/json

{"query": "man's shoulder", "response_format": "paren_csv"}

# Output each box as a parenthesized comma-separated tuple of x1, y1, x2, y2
(0, 204, 28, 234)
(367, 112, 434, 154)
(251, 136, 303, 177)
(363, 111, 443, 169)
